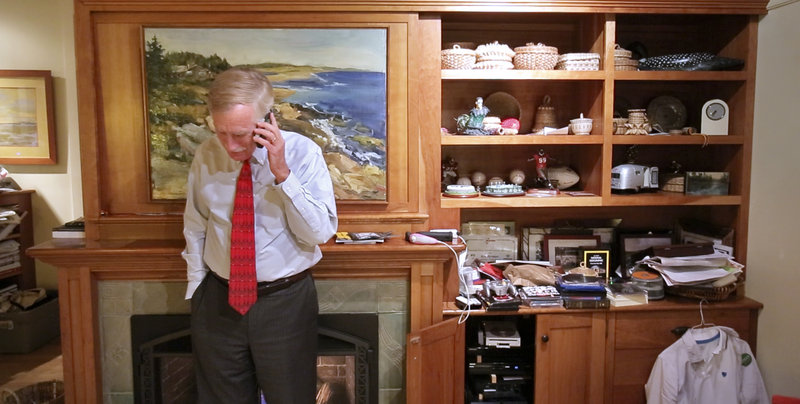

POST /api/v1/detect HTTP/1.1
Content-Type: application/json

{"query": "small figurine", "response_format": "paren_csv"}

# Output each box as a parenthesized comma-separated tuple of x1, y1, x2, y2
(456, 97, 491, 136)
(528, 149, 555, 189)
(442, 156, 459, 190)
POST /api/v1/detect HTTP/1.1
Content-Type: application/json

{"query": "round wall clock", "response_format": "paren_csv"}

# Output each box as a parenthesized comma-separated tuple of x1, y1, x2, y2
(701, 99, 729, 135)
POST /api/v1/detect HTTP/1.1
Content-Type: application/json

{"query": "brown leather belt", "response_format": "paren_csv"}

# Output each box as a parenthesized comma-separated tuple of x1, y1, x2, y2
(210, 270, 309, 297)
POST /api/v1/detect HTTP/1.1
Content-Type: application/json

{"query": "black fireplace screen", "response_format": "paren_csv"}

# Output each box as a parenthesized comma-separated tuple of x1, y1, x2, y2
(131, 314, 378, 404)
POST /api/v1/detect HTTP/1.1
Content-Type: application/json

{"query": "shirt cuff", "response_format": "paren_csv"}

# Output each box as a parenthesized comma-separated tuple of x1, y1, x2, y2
(277, 171, 302, 198)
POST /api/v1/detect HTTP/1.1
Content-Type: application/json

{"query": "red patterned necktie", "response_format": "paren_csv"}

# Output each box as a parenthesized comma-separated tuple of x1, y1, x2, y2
(229, 160, 257, 315)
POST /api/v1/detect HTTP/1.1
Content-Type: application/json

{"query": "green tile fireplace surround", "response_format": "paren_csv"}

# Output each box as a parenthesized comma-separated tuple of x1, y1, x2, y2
(98, 279, 409, 404)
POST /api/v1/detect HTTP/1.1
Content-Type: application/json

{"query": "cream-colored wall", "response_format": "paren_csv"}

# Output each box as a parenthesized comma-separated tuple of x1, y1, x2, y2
(1, 0, 798, 398)
(0, 0, 83, 290)
(749, 0, 800, 398)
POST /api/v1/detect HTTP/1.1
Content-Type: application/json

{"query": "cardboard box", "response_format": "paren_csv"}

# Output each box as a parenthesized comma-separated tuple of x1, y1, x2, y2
(0, 294, 60, 353)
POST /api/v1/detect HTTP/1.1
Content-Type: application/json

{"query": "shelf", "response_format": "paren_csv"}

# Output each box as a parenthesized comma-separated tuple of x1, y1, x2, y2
(442, 70, 747, 82)
(441, 193, 602, 208)
(443, 134, 603, 145)
(606, 193, 741, 206)
(442, 70, 605, 81)
(612, 135, 745, 145)
(614, 71, 748, 81)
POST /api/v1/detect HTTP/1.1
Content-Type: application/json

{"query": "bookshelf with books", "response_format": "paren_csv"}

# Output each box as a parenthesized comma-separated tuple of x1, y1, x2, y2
(0, 190, 35, 291)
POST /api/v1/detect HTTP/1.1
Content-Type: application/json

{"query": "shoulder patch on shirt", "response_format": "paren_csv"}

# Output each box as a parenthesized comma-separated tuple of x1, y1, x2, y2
(741, 353, 752, 366)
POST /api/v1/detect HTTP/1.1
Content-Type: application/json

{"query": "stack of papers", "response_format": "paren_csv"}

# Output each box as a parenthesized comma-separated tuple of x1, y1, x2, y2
(638, 252, 742, 287)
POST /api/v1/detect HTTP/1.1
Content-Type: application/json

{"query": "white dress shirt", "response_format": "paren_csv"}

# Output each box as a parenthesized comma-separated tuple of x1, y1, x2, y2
(182, 131, 338, 299)
(645, 325, 769, 404)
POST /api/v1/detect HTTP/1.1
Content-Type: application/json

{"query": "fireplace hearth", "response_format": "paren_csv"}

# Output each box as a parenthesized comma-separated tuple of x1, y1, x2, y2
(131, 313, 379, 404)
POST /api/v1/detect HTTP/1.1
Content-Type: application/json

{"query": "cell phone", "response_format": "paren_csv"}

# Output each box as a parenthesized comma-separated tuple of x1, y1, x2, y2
(255, 111, 271, 148)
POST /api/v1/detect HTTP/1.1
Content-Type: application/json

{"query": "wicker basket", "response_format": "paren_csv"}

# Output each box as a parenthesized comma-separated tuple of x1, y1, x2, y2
(555, 53, 600, 71)
(532, 95, 557, 132)
(614, 44, 633, 59)
(666, 282, 740, 302)
(660, 173, 685, 192)
(513, 43, 559, 70)
(441, 45, 476, 70)
(473, 60, 515, 70)
(615, 57, 639, 71)
(475, 41, 515, 62)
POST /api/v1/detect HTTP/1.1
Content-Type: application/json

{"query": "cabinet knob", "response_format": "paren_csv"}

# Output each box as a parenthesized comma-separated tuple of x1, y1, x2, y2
(541, 335, 549, 342)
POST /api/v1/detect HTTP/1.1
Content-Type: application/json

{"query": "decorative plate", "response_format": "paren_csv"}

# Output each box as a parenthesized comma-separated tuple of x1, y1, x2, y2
(481, 190, 526, 197)
(647, 95, 687, 131)
(484, 91, 521, 120)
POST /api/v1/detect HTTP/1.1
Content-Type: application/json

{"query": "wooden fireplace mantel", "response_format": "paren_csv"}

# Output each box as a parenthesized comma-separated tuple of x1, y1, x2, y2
(28, 237, 459, 404)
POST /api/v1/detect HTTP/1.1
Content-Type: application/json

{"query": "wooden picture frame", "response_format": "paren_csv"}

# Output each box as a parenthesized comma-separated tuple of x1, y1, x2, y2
(542, 234, 601, 267)
(619, 232, 673, 271)
(81, 12, 414, 229)
(0, 70, 56, 165)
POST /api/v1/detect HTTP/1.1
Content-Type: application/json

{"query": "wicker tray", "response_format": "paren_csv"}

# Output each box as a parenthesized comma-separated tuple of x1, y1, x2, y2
(666, 282, 739, 301)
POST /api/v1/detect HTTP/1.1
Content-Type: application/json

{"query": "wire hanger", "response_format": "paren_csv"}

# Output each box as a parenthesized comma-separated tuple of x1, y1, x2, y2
(692, 298, 716, 329)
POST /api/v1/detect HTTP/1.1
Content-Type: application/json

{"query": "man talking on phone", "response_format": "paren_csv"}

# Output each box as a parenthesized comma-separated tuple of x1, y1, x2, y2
(182, 67, 338, 403)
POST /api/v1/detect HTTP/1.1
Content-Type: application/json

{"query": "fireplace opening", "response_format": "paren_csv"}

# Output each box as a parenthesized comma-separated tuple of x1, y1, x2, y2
(131, 313, 379, 404)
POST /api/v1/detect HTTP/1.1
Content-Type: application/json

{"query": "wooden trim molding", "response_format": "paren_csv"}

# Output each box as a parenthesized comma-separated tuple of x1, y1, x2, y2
(28, 237, 458, 404)
(77, 0, 769, 15)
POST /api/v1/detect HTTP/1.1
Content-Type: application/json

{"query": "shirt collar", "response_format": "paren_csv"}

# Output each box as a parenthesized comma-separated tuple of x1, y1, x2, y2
(681, 325, 731, 363)
(250, 146, 267, 166)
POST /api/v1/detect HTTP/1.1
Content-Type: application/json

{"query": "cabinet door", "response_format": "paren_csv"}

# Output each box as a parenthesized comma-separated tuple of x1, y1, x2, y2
(406, 317, 465, 404)
(535, 312, 606, 404)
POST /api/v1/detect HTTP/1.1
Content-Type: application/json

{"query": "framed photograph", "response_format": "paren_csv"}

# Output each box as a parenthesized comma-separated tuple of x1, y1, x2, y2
(619, 233, 673, 271)
(0, 70, 56, 164)
(685, 171, 730, 195)
(543, 235, 601, 267)
(582, 250, 610, 281)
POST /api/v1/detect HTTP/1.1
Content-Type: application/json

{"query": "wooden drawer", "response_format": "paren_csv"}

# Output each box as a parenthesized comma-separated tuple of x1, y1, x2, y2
(608, 308, 755, 404)
(613, 309, 751, 349)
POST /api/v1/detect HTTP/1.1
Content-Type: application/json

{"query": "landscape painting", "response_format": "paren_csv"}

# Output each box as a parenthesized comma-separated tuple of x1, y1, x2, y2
(144, 28, 387, 200)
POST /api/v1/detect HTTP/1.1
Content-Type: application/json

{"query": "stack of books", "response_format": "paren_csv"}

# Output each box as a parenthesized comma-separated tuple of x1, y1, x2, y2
(555, 274, 609, 309)
(52, 217, 85, 239)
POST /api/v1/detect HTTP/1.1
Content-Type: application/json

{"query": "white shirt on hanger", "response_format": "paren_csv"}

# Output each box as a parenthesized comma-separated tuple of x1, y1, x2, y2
(645, 325, 769, 404)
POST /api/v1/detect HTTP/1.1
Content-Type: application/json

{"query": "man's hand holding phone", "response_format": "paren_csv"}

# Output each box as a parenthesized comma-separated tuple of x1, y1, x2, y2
(254, 110, 290, 184)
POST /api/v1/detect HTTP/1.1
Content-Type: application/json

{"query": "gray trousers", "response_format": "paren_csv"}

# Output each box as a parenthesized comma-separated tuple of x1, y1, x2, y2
(191, 273, 318, 404)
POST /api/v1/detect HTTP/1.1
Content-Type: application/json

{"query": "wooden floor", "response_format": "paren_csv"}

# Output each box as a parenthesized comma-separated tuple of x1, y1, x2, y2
(0, 337, 63, 395)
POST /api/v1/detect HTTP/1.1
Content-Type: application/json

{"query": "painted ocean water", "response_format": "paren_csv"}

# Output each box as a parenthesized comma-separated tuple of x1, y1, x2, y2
(276, 70, 387, 168)
(0, 122, 38, 147)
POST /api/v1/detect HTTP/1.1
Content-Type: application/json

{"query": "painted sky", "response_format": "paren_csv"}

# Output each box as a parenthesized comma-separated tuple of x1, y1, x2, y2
(0, 88, 36, 124)
(144, 28, 387, 72)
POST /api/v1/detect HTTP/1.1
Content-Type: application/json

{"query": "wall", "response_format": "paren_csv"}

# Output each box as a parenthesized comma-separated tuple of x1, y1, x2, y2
(1, 0, 798, 398)
(0, 0, 83, 290)
(749, 0, 800, 398)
